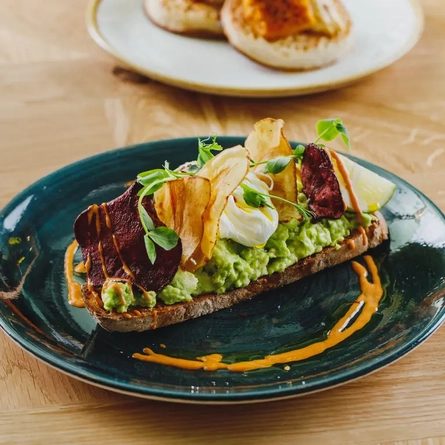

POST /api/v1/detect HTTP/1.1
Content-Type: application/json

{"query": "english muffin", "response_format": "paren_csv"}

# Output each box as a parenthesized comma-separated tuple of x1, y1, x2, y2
(144, 0, 225, 37)
(221, 0, 353, 70)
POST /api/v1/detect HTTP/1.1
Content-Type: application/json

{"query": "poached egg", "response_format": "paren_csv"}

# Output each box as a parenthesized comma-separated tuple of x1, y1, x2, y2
(219, 172, 279, 247)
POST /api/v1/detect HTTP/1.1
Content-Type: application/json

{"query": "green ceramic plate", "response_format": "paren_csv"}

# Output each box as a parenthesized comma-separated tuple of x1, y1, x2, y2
(1, 137, 444, 404)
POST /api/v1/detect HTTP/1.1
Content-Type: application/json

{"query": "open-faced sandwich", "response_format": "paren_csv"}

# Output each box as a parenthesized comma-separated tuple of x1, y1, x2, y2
(221, 0, 352, 70)
(68, 118, 395, 332)
(144, 0, 225, 37)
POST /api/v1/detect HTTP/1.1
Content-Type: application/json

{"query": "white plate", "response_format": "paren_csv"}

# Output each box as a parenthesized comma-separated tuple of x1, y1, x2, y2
(87, 0, 424, 98)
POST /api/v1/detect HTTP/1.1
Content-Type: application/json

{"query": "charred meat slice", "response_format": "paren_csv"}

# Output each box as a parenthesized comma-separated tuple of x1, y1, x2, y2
(301, 143, 344, 220)
(74, 183, 182, 291)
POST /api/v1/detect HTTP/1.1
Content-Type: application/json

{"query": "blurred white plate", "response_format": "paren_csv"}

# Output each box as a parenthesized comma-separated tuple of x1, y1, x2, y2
(87, 0, 423, 97)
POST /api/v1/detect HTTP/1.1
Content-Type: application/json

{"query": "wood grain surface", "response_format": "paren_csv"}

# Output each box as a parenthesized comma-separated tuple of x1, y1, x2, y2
(1, 0, 445, 444)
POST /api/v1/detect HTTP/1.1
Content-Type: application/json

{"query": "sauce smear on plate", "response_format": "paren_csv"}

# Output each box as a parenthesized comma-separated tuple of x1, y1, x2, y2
(133, 255, 383, 372)
(64, 240, 84, 308)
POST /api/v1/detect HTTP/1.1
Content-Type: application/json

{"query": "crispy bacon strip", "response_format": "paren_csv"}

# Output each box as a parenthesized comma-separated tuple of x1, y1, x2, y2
(74, 183, 182, 292)
(300, 143, 345, 220)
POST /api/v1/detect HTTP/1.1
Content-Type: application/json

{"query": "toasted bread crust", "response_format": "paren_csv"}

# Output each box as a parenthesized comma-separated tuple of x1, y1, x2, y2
(82, 214, 388, 332)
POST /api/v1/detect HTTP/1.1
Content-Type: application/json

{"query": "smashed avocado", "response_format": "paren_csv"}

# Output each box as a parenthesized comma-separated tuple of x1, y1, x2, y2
(156, 211, 372, 305)
(158, 269, 198, 304)
(102, 282, 134, 313)
(101, 211, 372, 311)
(102, 281, 156, 313)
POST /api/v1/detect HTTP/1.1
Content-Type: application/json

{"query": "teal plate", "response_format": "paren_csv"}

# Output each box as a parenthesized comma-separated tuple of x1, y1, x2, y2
(1, 137, 445, 404)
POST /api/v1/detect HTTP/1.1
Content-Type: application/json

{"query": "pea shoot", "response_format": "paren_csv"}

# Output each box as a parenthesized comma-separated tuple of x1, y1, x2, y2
(137, 162, 190, 263)
(241, 184, 314, 221)
(197, 136, 223, 168)
(315, 118, 350, 150)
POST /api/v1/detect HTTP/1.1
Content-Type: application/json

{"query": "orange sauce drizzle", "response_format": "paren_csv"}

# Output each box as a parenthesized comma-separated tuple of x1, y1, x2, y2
(141, 290, 153, 302)
(112, 235, 136, 280)
(84, 204, 106, 297)
(65, 230, 137, 308)
(74, 261, 85, 273)
(64, 240, 84, 308)
(133, 256, 383, 372)
(347, 239, 355, 250)
(87, 203, 111, 279)
(85, 255, 91, 270)
(71, 202, 136, 288)
(95, 293, 104, 308)
(102, 203, 112, 229)
(84, 257, 104, 309)
(102, 279, 128, 306)
(97, 242, 109, 278)
(103, 201, 136, 280)
(329, 150, 363, 225)
(84, 255, 102, 304)
(358, 226, 368, 246)
(152, 309, 158, 330)
(87, 205, 101, 234)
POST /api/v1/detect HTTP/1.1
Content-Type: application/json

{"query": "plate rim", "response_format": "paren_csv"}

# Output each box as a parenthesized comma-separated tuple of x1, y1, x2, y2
(1, 136, 445, 404)
(85, 0, 425, 98)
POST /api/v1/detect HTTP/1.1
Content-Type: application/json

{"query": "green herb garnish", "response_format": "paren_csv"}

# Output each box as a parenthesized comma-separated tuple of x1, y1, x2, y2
(143, 234, 157, 264)
(241, 184, 314, 221)
(137, 163, 188, 263)
(315, 118, 350, 150)
(263, 156, 294, 174)
(293, 144, 306, 157)
(137, 192, 179, 264)
(197, 136, 223, 167)
(250, 143, 308, 175)
(148, 226, 180, 251)
(240, 184, 274, 209)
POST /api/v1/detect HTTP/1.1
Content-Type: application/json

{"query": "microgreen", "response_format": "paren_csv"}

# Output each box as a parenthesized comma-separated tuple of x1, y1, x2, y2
(241, 184, 274, 209)
(144, 235, 156, 264)
(136, 163, 191, 263)
(137, 188, 180, 264)
(263, 156, 293, 175)
(315, 118, 350, 150)
(139, 206, 155, 232)
(148, 226, 179, 251)
(241, 184, 314, 220)
(293, 144, 306, 157)
(197, 136, 223, 167)
(250, 144, 307, 175)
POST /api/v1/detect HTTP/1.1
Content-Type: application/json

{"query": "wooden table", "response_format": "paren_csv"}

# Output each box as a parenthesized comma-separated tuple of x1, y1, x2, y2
(1, 1, 445, 444)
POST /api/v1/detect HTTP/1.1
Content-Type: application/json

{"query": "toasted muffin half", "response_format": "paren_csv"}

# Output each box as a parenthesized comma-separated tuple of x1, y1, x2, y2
(221, 0, 353, 70)
(144, 0, 225, 37)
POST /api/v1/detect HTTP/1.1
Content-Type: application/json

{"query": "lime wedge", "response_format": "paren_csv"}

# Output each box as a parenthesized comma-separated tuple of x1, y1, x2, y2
(335, 154, 396, 213)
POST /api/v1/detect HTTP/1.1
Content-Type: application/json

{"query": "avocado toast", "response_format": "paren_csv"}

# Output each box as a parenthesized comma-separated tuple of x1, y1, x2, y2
(69, 118, 394, 332)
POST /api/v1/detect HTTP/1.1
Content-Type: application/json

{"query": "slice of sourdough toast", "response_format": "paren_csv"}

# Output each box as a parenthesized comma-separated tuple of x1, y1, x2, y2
(82, 214, 388, 332)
